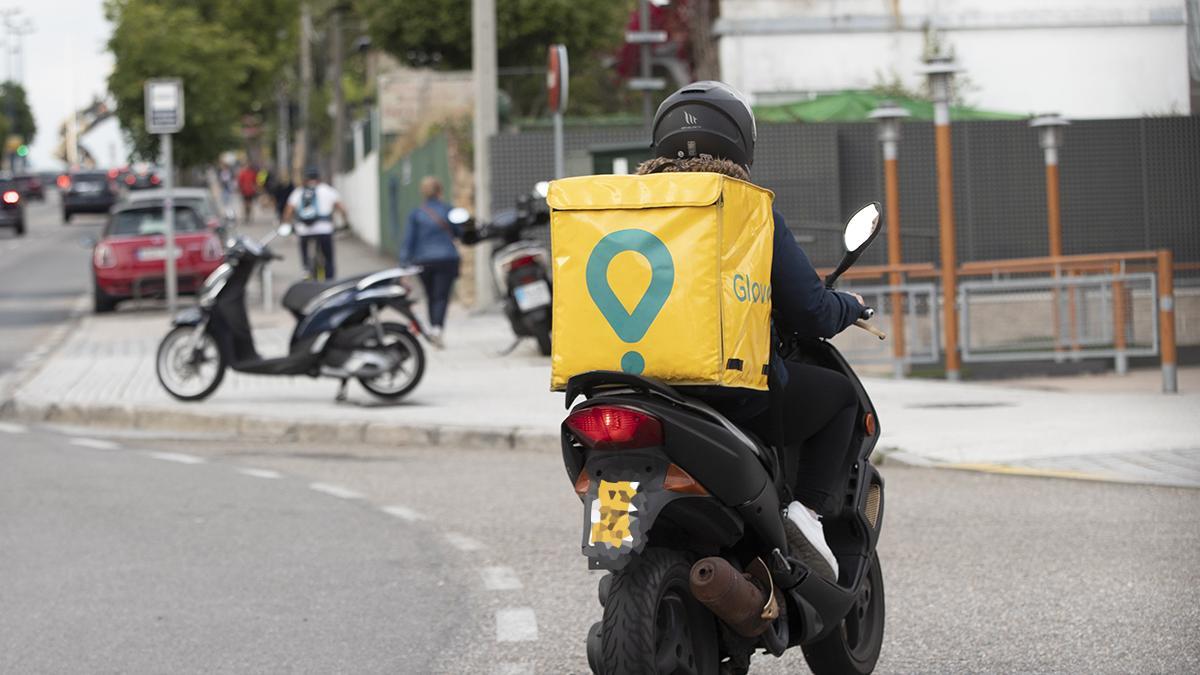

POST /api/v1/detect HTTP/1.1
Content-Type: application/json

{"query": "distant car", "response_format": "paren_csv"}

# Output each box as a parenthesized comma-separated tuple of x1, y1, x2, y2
(0, 178, 25, 236)
(12, 173, 44, 201)
(122, 187, 231, 240)
(62, 171, 118, 222)
(123, 165, 161, 191)
(91, 202, 224, 312)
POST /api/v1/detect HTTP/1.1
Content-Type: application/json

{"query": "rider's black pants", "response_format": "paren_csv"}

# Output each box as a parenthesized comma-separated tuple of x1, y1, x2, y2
(299, 234, 335, 279)
(750, 362, 859, 517)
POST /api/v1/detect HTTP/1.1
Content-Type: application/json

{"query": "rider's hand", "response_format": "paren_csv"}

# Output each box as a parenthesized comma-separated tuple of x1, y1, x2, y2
(846, 292, 865, 306)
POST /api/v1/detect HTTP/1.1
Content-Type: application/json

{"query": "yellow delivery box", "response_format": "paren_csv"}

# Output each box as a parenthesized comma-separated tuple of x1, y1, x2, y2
(548, 172, 774, 391)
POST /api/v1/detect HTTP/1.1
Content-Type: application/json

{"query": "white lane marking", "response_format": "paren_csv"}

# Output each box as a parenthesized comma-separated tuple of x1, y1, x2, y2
(69, 438, 120, 450)
(236, 467, 281, 479)
(0, 422, 28, 434)
(481, 566, 523, 591)
(443, 532, 484, 552)
(148, 451, 206, 465)
(496, 607, 539, 642)
(381, 505, 426, 522)
(309, 482, 363, 500)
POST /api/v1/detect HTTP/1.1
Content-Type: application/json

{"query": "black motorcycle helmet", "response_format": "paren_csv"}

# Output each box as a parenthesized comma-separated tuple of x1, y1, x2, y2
(651, 81, 757, 169)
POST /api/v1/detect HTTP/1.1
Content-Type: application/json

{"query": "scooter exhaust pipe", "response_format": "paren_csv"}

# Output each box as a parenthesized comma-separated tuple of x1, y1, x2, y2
(689, 557, 775, 637)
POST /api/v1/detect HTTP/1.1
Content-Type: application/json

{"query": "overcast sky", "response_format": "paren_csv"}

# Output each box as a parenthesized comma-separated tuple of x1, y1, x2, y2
(25, 0, 127, 169)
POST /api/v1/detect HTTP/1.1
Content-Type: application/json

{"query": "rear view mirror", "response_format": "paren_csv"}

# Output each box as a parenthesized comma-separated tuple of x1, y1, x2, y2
(447, 207, 472, 225)
(844, 203, 881, 253)
(824, 202, 883, 288)
(533, 181, 550, 199)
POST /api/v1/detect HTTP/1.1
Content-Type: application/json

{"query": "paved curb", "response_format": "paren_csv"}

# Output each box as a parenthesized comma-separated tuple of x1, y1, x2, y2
(1, 398, 561, 452)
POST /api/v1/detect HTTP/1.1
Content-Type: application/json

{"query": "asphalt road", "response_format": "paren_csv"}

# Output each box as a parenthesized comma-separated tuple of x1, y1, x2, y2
(0, 191, 98, 377)
(3, 424, 1195, 674)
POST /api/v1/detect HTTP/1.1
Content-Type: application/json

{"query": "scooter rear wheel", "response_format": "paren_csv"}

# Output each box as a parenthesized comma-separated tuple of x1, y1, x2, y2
(156, 326, 226, 402)
(596, 548, 718, 675)
(801, 554, 885, 675)
(357, 323, 425, 400)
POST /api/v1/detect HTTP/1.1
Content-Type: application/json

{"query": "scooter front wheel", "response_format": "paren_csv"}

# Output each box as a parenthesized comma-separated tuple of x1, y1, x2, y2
(156, 326, 226, 402)
(801, 554, 885, 675)
(358, 323, 425, 401)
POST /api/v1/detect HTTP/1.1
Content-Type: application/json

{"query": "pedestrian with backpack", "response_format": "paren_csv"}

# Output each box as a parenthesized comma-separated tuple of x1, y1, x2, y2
(398, 176, 460, 345)
(282, 167, 348, 280)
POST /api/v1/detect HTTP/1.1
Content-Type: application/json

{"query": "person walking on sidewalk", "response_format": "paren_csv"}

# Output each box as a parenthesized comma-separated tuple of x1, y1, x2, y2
(237, 164, 259, 223)
(398, 176, 460, 344)
(282, 167, 348, 280)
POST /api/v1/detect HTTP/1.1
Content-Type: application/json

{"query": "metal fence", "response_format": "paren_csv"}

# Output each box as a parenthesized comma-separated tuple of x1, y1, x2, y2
(490, 116, 1200, 269)
(958, 272, 1159, 365)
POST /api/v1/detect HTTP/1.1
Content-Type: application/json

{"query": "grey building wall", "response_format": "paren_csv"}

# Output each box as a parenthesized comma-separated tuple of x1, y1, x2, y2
(490, 116, 1200, 268)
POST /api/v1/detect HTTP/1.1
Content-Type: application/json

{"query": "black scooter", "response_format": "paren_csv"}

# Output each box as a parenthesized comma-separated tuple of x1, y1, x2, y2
(563, 204, 888, 675)
(455, 182, 554, 355)
(155, 224, 427, 403)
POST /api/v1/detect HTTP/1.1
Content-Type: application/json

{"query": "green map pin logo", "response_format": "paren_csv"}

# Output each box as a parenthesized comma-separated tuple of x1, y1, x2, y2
(585, 229, 675, 374)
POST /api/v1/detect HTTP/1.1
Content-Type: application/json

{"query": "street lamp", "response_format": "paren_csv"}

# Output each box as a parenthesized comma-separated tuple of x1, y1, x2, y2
(918, 55, 963, 381)
(868, 101, 911, 378)
(1029, 114, 1069, 257)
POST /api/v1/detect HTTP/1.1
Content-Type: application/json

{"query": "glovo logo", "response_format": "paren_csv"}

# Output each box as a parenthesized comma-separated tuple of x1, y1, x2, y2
(585, 230, 675, 374)
(732, 273, 770, 304)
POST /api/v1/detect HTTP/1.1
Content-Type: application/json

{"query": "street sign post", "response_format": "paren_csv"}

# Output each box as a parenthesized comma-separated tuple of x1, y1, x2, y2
(144, 78, 184, 315)
(547, 44, 569, 179)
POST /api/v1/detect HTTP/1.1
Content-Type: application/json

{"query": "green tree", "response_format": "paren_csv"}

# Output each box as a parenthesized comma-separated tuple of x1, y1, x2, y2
(356, 0, 633, 116)
(0, 82, 36, 143)
(105, 0, 299, 168)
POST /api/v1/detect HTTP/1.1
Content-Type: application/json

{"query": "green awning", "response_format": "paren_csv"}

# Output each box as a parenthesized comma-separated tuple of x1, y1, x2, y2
(753, 91, 1024, 123)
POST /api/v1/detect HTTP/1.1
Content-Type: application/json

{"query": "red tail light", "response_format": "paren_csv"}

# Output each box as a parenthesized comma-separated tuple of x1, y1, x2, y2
(94, 244, 117, 269)
(565, 406, 663, 450)
(507, 255, 538, 271)
(107, 168, 119, 179)
(57, 174, 71, 189)
(125, 175, 136, 185)
(150, 175, 161, 185)
(2, 190, 18, 204)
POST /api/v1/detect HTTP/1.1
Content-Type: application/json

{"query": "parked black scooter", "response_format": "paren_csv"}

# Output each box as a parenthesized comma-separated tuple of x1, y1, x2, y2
(155, 224, 427, 403)
(563, 204, 888, 675)
(454, 182, 554, 355)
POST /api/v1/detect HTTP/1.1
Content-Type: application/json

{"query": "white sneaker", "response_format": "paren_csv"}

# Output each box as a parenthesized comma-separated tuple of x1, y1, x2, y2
(784, 501, 839, 582)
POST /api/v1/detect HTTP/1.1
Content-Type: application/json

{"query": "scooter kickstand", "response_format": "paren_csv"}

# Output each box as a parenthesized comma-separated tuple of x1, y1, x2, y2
(497, 337, 523, 356)
(335, 378, 349, 403)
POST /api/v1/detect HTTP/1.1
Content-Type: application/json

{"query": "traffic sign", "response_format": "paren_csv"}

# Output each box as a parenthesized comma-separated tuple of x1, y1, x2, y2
(547, 44, 569, 114)
(144, 78, 185, 134)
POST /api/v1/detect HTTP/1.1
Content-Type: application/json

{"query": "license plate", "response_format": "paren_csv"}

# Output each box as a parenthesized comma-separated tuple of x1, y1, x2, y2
(588, 479, 640, 549)
(513, 280, 551, 311)
(137, 246, 181, 261)
(76, 182, 102, 193)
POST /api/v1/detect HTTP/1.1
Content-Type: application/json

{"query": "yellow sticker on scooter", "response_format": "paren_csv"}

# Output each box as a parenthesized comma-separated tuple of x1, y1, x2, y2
(589, 480, 639, 548)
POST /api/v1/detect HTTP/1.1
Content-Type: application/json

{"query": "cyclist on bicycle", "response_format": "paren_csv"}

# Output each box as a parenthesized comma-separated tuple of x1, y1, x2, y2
(281, 167, 348, 280)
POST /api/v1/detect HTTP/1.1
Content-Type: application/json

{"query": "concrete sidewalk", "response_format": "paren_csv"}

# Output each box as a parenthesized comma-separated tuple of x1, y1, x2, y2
(3, 222, 1197, 486)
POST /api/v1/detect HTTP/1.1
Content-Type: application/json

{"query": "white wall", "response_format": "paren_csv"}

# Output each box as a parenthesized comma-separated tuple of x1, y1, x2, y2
(718, 0, 1191, 118)
(334, 151, 381, 250)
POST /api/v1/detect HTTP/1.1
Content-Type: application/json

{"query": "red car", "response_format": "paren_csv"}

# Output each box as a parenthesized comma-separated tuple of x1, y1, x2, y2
(92, 201, 224, 313)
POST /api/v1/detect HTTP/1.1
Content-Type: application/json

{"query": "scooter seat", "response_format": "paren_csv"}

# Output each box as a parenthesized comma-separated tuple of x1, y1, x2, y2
(282, 274, 371, 315)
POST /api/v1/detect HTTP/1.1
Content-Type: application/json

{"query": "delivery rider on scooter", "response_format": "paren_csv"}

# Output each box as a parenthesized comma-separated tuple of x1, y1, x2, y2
(637, 81, 866, 582)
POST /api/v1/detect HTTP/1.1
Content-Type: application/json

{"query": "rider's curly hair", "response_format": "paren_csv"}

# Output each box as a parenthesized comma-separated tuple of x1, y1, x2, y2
(635, 156, 750, 181)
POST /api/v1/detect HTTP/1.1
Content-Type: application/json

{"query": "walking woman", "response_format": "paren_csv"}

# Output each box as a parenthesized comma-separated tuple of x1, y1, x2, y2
(399, 177, 460, 345)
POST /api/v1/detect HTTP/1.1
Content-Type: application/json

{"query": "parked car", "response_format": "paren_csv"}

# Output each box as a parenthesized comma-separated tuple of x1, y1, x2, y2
(62, 170, 119, 222)
(122, 187, 233, 241)
(12, 172, 45, 201)
(0, 178, 25, 236)
(90, 202, 224, 312)
(122, 164, 161, 191)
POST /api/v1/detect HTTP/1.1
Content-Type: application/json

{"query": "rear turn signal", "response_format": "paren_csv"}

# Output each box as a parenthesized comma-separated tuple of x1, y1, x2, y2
(864, 412, 876, 437)
(573, 469, 591, 497)
(664, 464, 708, 495)
(565, 405, 663, 450)
(2, 190, 19, 204)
